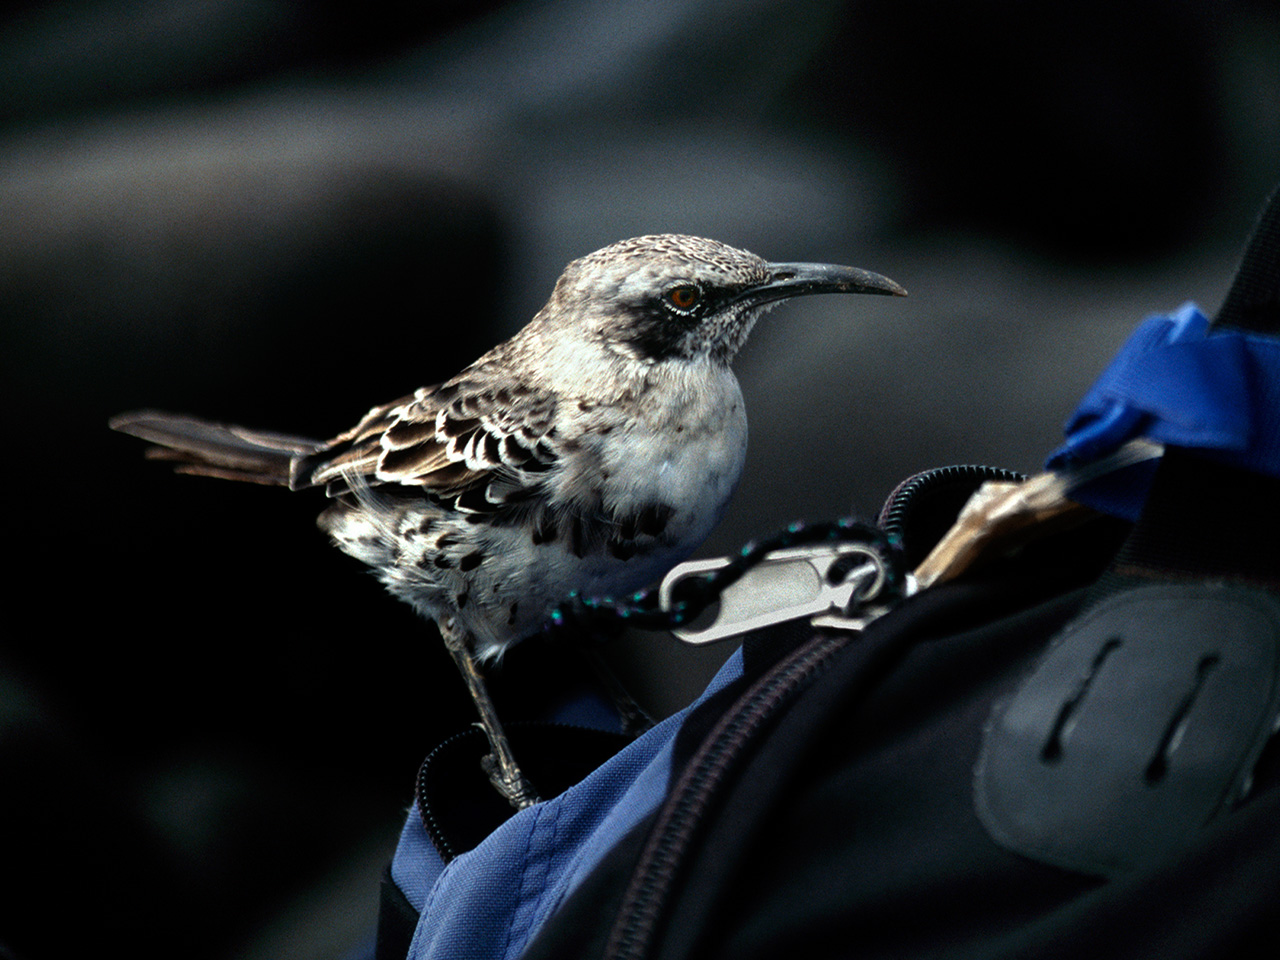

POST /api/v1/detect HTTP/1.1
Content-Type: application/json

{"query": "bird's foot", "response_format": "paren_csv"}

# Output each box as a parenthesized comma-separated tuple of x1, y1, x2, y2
(480, 749, 541, 809)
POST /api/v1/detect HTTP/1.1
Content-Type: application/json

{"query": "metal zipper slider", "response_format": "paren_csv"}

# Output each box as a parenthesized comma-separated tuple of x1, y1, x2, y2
(659, 542, 909, 644)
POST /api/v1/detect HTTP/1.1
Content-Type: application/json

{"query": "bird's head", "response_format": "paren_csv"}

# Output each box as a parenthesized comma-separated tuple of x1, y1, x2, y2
(542, 234, 906, 365)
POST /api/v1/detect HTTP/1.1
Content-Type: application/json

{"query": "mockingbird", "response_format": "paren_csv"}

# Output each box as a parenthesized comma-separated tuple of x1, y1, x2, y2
(111, 234, 905, 808)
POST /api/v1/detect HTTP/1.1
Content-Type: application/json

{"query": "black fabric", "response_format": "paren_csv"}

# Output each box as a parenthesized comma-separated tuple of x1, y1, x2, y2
(1101, 450, 1280, 593)
(684, 588, 1097, 960)
(976, 582, 1280, 876)
(519, 532, 1280, 960)
(702, 733, 1280, 960)
(521, 534, 1118, 960)
(376, 863, 420, 960)
(665, 561, 1280, 960)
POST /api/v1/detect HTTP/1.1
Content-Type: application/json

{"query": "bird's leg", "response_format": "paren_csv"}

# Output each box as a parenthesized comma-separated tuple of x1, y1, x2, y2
(439, 621, 541, 810)
(575, 641, 654, 737)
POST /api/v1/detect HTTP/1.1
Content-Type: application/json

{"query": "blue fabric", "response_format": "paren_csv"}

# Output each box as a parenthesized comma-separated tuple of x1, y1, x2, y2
(1046, 302, 1280, 519)
(386, 646, 746, 960)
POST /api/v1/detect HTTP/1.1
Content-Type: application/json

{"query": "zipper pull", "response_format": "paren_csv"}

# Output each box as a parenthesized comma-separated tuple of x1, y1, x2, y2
(659, 542, 912, 644)
(914, 439, 1162, 588)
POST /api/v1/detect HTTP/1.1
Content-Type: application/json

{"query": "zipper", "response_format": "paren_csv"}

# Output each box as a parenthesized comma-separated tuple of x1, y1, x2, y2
(603, 629, 851, 960)
(878, 464, 1025, 563)
(416, 727, 480, 862)
(602, 464, 1022, 958)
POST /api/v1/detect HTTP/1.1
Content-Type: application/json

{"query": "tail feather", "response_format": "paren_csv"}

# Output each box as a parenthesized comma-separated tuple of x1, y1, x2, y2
(110, 410, 323, 487)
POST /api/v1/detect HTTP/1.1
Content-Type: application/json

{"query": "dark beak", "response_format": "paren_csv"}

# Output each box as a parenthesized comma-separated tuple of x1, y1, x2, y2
(739, 261, 907, 307)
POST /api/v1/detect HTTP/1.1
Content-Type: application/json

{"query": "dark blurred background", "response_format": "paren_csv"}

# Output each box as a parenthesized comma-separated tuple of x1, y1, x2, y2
(2, 1, 1278, 957)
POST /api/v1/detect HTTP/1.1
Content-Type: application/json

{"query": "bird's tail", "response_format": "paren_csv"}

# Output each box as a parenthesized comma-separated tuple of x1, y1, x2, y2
(109, 410, 323, 487)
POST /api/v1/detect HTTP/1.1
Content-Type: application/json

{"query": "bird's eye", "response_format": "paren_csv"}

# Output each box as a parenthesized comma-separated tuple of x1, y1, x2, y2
(665, 284, 701, 312)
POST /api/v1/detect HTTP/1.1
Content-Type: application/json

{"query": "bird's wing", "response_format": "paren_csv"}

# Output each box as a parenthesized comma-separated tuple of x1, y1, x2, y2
(298, 375, 560, 513)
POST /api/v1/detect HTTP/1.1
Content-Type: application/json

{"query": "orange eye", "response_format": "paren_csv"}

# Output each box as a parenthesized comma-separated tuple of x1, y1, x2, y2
(666, 284, 700, 311)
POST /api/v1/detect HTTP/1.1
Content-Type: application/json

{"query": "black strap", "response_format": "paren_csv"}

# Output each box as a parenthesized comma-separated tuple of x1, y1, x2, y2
(1212, 183, 1280, 335)
(1099, 184, 1280, 591)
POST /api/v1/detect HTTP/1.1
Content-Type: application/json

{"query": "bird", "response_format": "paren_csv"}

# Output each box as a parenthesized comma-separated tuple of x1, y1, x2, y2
(111, 234, 905, 809)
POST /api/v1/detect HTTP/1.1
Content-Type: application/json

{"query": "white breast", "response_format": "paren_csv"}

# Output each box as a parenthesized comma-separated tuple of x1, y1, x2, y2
(599, 376, 746, 547)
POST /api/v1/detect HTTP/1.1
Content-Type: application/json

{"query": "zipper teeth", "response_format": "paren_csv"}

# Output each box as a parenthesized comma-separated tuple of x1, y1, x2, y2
(878, 464, 1025, 542)
(605, 631, 850, 960)
(416, 728, 479, 862)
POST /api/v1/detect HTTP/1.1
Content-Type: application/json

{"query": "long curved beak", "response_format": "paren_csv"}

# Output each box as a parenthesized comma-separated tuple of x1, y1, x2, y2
(739, 261, 908, 307)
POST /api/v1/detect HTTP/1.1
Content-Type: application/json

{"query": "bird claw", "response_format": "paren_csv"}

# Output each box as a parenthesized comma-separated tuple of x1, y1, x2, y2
(481, 752, 541, 809)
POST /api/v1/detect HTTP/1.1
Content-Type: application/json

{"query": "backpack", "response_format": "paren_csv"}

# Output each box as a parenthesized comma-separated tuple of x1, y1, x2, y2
(375, 185, 1280, 960)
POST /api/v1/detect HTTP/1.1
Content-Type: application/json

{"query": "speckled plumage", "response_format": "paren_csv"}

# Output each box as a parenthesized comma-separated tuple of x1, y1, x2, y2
(112, 234, 904, 806)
